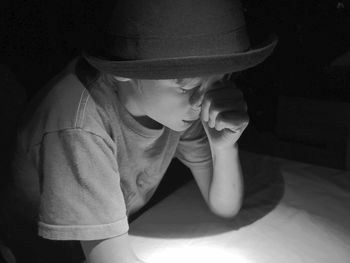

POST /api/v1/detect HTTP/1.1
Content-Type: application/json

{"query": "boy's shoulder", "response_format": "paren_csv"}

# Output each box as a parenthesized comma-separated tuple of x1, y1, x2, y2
(18, 58, 111, 149)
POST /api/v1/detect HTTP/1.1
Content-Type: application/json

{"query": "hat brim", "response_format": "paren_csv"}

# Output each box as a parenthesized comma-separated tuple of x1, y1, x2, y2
(83, 34, 278, 79)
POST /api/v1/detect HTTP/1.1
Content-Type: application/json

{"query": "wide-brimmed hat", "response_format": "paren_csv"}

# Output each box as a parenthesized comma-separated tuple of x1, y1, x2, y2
(83, 0, 278, 79)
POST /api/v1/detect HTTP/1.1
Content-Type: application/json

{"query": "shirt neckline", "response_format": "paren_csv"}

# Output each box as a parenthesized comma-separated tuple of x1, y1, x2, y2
(110, 83, 165, 138)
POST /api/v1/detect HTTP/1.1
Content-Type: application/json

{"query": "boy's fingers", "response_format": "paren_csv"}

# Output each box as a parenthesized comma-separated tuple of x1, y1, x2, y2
(200, 84, 245, 122)
(214, 111, 249, 132)
(201, 95, 212, 122)
(207, 100, 248, 128)
(201, 95, 236, 123)
(207, 102, 233, 128)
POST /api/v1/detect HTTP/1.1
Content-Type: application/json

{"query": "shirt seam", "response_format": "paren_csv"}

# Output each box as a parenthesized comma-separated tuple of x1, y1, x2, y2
(30, 127, 116, 154)
(38, 217, 129, 241)
(38, 216, 128, 229)
(74, 88, 90, 128)
(74, 87, 85, 128)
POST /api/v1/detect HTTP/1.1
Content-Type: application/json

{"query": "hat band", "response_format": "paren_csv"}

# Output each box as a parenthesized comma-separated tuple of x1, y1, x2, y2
(93, 26, 250, 61)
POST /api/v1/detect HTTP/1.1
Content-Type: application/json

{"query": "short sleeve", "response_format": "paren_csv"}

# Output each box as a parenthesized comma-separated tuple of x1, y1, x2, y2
(37, 128, 129, 241)
(174, 120, 212, 169)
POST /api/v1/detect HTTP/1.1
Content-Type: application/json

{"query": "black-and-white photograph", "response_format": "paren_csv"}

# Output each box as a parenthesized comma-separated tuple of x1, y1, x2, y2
(0, 1, 349, 262)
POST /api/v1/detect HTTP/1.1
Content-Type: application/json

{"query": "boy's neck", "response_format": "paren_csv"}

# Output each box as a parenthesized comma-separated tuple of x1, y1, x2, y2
(115, 82, 163, 130)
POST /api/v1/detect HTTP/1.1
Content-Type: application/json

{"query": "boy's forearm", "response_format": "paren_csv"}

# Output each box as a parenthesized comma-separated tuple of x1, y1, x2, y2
(208, 143, 244, 218)
(81, 233, 144, 263)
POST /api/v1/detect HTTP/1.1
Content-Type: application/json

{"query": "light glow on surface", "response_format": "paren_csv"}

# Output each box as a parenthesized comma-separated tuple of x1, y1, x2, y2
(142, 244, 252, 263)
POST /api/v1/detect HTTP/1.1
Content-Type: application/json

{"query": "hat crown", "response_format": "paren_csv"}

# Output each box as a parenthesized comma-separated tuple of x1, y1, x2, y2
(109, 0, 246, 38)
(92, 0, 251, 60)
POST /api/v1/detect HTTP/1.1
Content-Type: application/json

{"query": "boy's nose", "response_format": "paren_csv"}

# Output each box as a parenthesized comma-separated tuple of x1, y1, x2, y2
(189, 86, 204, 111)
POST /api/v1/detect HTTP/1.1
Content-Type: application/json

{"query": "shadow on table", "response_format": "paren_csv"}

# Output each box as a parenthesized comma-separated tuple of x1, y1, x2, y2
(130, 152, 285, 238)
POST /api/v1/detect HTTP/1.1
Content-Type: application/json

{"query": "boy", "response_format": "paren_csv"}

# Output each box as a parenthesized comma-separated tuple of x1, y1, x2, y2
(9, 0, 277, 262)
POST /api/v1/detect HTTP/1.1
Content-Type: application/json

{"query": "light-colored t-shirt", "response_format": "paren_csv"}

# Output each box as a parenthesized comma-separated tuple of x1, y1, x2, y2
(11, 57, 212, 241)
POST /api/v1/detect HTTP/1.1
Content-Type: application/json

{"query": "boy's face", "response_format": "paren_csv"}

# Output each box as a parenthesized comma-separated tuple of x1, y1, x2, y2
(117, 74, 226, 131)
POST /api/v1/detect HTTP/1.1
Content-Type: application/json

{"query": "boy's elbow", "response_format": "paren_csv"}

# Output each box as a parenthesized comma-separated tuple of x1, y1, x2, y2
(213, 207, 241, 220)
(209, 201, 242, 220)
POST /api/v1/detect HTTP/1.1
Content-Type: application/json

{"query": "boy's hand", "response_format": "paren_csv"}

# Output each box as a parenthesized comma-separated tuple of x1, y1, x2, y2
(200, 79, 249, 150)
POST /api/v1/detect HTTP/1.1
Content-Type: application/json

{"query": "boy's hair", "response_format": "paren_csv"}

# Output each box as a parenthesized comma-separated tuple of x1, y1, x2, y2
(100, 72, 120, 87)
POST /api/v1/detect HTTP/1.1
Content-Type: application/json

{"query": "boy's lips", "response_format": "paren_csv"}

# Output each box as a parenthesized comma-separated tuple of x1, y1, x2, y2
(183, 118, 199, 124)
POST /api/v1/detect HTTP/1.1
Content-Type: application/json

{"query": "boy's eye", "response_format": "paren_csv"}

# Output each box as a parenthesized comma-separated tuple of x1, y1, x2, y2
(180, 87, 189, 94)
(179, 85, 201, 94)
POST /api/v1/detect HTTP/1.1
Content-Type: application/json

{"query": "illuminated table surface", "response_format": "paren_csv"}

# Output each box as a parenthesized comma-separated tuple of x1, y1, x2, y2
(129, 151, 350, 263)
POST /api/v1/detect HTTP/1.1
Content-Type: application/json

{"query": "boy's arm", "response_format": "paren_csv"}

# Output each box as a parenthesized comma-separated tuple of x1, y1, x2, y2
(190, 143, 244, 219)
(81, 233, 145, 263)
(190, 79, 247, 218)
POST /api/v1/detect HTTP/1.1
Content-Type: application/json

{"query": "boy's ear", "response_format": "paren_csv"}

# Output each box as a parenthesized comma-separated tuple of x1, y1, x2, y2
(114, 76, 132, 82)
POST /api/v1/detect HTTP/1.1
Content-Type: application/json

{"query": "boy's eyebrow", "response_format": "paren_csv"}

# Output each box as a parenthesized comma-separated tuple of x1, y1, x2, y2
(175, 78, 201, 86)
(173, 73, 228, 87)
